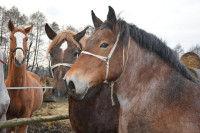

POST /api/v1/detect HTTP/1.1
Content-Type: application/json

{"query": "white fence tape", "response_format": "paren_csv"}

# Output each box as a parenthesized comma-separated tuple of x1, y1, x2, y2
(0, 86, 53, 89)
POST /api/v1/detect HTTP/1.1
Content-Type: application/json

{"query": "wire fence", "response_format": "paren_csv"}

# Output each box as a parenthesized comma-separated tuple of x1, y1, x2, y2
(0, 86, 53, 89)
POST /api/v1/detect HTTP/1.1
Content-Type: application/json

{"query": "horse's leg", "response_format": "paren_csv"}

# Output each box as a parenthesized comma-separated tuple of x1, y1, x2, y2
(6, 115, 17, 133)
(16, 111, 31, 133)
(16, 125, 28, 133)
(7, 127, 17, 133)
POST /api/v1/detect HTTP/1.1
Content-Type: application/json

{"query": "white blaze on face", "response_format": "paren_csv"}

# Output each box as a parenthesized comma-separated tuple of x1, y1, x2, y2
(14, 32, 25, 64)
(60, 41, 68, 52)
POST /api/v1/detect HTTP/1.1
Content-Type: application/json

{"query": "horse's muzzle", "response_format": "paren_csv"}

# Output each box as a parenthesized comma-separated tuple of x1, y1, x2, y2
(14, 56, 25, 67)
(14, 49, 25, 67)
(64, 76, 89, 101)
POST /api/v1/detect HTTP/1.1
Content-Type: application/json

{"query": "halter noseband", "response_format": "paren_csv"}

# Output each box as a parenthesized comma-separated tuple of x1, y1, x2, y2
(50, 63, 72, 78)
(81, 33, 121, 83)
(10, 47, 24, 54)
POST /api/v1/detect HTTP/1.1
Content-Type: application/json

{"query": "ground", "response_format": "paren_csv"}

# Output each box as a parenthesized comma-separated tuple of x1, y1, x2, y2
(28, 102, 74, 133)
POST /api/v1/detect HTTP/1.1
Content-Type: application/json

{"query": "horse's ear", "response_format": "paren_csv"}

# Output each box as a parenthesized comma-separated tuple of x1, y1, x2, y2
(107, 6, 118, 32)
(45, 23, 57, 40)
(24, 24, 33, 34)
(74, 26, 88, 43)
(91, 10, 103, 29)
(8, 20, 15, 32)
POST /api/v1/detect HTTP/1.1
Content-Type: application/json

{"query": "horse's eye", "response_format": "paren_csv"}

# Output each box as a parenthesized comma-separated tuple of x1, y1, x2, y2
(10, 37, 12, 40)
(26, 38, 28, 41)
(100, 43, 109, 48)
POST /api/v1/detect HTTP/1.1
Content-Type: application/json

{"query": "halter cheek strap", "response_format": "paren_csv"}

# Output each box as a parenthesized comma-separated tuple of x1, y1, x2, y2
(81, 33, 120, 83)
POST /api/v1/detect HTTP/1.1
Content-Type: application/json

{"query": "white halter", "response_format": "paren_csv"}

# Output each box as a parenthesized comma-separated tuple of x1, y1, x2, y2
(81, 32, 130, 106)
(81, 33, 121, 83)
(50, 63, 72, 78)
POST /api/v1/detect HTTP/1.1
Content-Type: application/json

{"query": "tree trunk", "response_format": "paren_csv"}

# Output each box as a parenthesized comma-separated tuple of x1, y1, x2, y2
(26, 41, 33, 68)
(31, 23, 39, 72)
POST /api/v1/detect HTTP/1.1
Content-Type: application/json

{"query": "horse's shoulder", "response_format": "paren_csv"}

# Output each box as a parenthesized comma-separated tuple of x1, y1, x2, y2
(27, 71, 40, 82)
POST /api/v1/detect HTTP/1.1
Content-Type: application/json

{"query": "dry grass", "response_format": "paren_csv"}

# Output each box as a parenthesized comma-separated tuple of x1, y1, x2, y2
(28, 102, 74, 133)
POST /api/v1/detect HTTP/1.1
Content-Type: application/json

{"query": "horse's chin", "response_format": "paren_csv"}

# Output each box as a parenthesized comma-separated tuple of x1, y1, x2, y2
(69, 85, 101, 102)
(69, 87, 89, 101)
(14, 63, 24, 67)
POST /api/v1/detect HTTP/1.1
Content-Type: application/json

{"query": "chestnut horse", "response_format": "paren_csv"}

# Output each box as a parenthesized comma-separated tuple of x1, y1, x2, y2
(66, 6, 200, 133)
(45, 23, 119, 133)
(0, 47, 10, 133)
(5, 20, 43, 133)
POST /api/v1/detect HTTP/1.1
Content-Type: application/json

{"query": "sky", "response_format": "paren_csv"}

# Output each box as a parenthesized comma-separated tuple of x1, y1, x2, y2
(1, 0, 200, 51)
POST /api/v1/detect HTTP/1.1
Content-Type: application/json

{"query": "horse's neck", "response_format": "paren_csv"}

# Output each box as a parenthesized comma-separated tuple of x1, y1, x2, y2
(7, 53, 27, 86)
(115, 39, 173, 107)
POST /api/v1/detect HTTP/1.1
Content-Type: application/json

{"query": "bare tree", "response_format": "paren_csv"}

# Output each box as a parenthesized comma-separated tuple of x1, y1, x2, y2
(0, 6, 28, 75)
(173, 44, 184, 58)
(189, 44, 200, 57)
(0, 6, 7, 46)
(86, 25, 94, 35)
(66, 25, 78, 32)
(50, 22, 60, 32)
(29, 11, 46, 72)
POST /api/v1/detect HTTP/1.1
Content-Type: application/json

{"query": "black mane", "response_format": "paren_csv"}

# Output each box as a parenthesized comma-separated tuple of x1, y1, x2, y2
(121, 19, 197, 82)
(100, 19, 197, 82)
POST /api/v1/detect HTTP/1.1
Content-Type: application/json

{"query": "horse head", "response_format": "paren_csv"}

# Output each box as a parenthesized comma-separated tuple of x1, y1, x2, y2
(45, 23, 88, 100)
(65, 6, 125, 100)
(8, 20, 33, 67)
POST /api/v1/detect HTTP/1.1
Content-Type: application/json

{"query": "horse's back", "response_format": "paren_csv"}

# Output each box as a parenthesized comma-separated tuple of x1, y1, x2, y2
(27, 71, 41, 84)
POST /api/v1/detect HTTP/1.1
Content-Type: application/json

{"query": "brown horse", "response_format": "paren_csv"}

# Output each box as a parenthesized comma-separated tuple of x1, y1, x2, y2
(65, 6, 200, 133)
(5, 20, 43, 133)
(45, 23, 119, 133)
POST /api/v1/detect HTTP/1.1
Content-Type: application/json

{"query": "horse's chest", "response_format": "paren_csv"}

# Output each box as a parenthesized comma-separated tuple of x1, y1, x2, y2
(126, 113, 152, 133)
(119, 102, 153, 133)
(8, 94, 32, 117)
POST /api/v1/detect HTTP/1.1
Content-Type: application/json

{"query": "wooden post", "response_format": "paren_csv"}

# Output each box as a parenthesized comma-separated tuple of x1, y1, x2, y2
(0, 114, 69, 129)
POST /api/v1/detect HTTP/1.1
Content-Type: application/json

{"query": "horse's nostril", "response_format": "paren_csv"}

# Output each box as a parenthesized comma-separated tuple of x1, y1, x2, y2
(52, 88, 56, 94)
(68, 81, 76, 94)
(14, 57, 18, 64)
(14, 57, 21, 65)
(71, 89, 75, 94)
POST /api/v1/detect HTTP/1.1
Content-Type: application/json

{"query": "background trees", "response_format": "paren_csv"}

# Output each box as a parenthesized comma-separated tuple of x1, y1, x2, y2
(0, 6, 94, 77)
(1, 5, 199, 77)
(173, 44, 184, 58)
